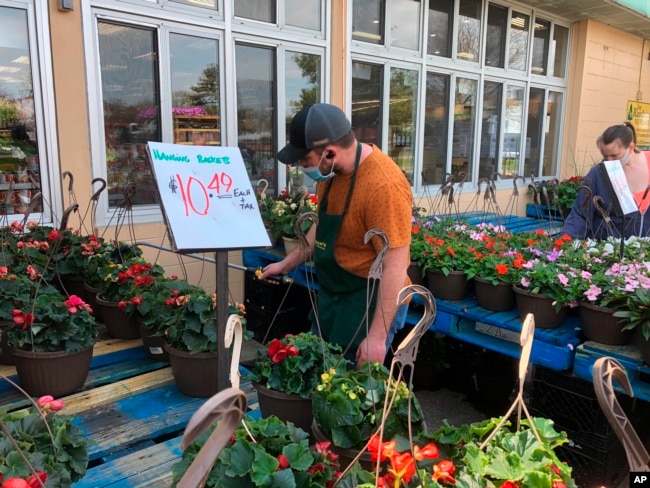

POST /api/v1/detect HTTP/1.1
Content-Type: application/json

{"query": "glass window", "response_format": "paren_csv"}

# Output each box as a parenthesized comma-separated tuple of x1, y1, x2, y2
(452, 78, 477, 181)
(282, 51, 321, 188)
(479, 81, 502, 179)
(551, 25, 569, 78)
(391, 0, 420, 51)
(388, 68, 418, 184)
(170, 34, 220, 148)
(352, 0, 385, 44)
(234, 0, 275, 23)
(236, 44, 275, 185)
(524, 87, 544, 177)
(0, 5, 43, 215)
(509, 12, 529, 71)
(543, 91, 563, 175)
(98, 22, 161, 207)
(503, 85, 524, 178)
(286, 0, 321, 30)
(427, 0, 453, 57)
(532, 18, 550, 75)
(423, 72, 450, 185)
(170, 0, 217, 9)
(485, 4, 507, 68)
(351, 61, 383, 146)
(457, 0, 482, 62)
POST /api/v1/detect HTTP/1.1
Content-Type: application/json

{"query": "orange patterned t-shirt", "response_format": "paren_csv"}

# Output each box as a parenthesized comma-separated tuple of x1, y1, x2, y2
(316, 144, 413, 278)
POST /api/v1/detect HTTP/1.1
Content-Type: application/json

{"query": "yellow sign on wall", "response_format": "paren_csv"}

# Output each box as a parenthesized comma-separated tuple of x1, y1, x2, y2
(626, 100, 650, 149)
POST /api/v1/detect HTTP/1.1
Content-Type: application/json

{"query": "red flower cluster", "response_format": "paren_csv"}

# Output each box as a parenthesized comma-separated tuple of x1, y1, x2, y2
(0, 472, 47, 488)
(11, 309, 35, 329)
(367, 434, 455, 486)
(267, 337, 299, 363)
(118, 263, 155, 287)
(64, 295, 93, 314)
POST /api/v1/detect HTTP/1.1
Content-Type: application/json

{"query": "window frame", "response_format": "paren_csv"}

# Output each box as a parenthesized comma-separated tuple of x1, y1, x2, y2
(0, 0, 62, 224)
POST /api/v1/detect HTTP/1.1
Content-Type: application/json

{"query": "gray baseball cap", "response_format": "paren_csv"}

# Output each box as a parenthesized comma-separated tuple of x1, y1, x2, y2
(277, 104, 351, 164)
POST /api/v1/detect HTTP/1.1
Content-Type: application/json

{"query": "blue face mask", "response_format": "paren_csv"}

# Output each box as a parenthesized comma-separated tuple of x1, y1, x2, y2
(303, 152, 335, 182)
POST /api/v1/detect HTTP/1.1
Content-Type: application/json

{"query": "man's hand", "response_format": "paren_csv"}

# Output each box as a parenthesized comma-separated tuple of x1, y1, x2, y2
(257, 262, 287, 281)
(356, 334, 387, 368)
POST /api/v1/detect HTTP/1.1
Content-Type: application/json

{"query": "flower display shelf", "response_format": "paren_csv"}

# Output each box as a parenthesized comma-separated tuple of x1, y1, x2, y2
(573, 340, 650, 403)
(407, 292, 582, 371)
(0, 331, 260, 487)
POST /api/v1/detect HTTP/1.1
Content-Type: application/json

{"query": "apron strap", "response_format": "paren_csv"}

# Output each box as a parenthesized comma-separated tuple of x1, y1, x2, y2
(321, 142, 363, 215)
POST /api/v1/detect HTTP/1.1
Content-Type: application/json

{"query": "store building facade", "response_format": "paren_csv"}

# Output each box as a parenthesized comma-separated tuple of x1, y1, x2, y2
(1, 0, 649, 298)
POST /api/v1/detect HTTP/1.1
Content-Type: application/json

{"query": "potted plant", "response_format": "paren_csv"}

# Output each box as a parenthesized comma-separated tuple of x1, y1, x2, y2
(410, 330, 447, 391)
(554, 176, 584, 217)
(95, 257, 165, 339)
(248, 332, 346, 432)
(350, 416, 576, 487)
(265, 188, 317, 252)
(413, 218, 476, 300)
(511, 230, 575, 328)
(171, 415, 341, 487)
(464, 223, 522, 312)
(6, 284, 97, 397)
(561, 237, 650, 345)
(0, 271, 34, 365)
(429, 416, 576, 487)
(616, 287, 650, 364)
(50, 230, 113, 300)
(0, 392, 90, 487)
(163, 290, 246, 397)
(127, 276, 203, 361)
(311, 360, 425, 468)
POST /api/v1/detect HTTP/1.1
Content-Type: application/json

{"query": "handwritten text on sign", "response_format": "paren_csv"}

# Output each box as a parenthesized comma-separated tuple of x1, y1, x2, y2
(148, 142, 270, 251)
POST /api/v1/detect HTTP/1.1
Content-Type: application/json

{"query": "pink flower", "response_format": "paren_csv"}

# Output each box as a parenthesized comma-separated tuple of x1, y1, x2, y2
(557, 273, 568, 286)
(65, 295, 91, 313)
(520, 277, 531, 287)
(583, 284, 602, 302)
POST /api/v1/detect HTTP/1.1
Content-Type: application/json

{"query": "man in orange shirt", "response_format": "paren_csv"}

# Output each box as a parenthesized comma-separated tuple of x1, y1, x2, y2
(258, 104, 413, 367)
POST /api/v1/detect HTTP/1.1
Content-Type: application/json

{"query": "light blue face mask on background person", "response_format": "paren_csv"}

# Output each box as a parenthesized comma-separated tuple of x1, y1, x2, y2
(303, 150, 335, 182)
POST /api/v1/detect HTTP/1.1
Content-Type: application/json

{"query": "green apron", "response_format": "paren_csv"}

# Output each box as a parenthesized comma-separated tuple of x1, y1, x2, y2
(311, 142, 377, 349)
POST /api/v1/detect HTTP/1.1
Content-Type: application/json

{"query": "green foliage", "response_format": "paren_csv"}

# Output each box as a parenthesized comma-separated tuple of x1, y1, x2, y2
(262, 189, 318, 240)
(171, 415, 340, 487)
(431, 417, 576, 488)
(412, 218, 477, 278)
(312, 361, 425, 450)
(615, 287, 650, 340)
(6, 285, 97, 353)
(162, 289, 246, 355)
(0, 401, 90, 487)
(249, 332, 346, 398)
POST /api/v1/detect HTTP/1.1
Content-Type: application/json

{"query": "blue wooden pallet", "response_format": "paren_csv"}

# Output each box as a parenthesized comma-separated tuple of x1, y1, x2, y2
(408, 294, 582, 371)
(0, 335, 261, 488)
(525, 202, 565, 221)
(573, 341, 650, 402)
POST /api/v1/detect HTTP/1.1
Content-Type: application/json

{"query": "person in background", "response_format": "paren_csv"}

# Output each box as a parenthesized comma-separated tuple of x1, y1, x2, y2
(563, 122, 650, 239)
(258, 103, 413, 368)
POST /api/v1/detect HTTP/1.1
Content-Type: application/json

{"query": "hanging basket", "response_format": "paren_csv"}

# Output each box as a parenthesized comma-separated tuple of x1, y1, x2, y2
(513, 286, 567, 329)
(426, 270, 469, 301)
(136, 316, 169, 362)
(578, 301, 633, 346)
(95, 294, 140, 340)
(407, 263, 428, 287)
(164, 343, 219, 397)
(252, 381, 313, 433)
(311, 419, 376, 472)
(0, 320, 16, 365)
(11, 345, 93, 397)
(474, 277, 516, 312)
